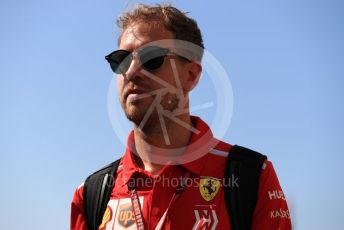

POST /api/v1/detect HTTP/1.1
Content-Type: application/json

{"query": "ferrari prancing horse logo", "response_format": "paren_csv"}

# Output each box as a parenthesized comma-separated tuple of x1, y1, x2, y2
(199, 177, 221, 201)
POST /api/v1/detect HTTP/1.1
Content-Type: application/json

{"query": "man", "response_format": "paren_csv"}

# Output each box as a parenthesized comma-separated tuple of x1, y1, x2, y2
(71, 4, 291, 230)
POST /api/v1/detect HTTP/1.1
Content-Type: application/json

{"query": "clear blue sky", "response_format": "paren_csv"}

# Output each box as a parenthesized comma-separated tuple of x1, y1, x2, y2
(1, 0, 343, 229)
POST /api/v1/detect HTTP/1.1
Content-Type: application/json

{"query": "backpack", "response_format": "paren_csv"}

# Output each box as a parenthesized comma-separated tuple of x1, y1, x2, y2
(83, 145, 267, 230)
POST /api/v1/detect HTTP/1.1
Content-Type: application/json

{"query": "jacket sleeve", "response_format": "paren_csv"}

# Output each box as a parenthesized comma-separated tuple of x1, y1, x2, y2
(71, 183, 87, 230)
(251, 160, 292, 230)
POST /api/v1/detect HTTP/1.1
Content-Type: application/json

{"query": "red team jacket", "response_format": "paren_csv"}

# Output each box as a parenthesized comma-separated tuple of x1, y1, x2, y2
(71, 117, 292, 230)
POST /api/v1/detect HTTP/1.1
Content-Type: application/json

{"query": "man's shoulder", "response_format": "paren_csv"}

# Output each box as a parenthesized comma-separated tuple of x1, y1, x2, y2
(208, 139, 232, 158)
(203, 140, 271, 176)
(198, 139, 232, 176)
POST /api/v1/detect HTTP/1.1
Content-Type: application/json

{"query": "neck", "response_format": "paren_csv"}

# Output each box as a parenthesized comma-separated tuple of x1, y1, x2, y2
(133, 114, 193, 175)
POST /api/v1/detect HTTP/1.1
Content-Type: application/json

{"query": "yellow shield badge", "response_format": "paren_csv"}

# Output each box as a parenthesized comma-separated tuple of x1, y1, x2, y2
(199, 177, 221, 201)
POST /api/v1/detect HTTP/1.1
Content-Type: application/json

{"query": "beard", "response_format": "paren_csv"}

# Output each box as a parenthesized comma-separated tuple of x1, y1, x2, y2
(122, 93, 180, 133)
(123, 99, 150, 126)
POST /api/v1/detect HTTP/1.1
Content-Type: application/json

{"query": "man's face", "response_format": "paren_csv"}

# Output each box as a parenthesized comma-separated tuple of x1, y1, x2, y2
(117, 22, 190, 127)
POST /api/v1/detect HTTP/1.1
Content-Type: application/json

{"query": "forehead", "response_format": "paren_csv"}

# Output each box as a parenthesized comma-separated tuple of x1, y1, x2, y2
(119, 22, 175, 50)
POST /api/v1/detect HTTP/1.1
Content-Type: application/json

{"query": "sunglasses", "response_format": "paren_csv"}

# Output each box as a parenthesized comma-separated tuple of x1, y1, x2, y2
(105, 46, 189, 74)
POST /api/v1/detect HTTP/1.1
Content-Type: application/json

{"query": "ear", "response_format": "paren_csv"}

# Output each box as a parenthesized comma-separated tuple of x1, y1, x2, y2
(183, 61, 202, 92)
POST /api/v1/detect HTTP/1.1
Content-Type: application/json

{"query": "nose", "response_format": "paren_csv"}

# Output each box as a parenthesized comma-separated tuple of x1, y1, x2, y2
(122, 53, 144, 81)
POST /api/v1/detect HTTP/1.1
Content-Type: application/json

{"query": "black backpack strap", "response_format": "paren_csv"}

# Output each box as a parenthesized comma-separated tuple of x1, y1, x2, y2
(224, 145, 267, 230)
(83, 159, 121, 230)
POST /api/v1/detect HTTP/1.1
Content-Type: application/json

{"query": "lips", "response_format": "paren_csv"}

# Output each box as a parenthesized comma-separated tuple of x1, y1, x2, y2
(124, 87, 147, 101)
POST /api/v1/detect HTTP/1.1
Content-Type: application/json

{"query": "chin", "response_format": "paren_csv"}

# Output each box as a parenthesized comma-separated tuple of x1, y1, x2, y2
(124, 104, 146, 126)
(125, 105, 160, 132)
(126, 112, 143, 126)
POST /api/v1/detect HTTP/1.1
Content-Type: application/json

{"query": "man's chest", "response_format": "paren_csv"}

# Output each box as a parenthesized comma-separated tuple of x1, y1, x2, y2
(99, 175, 230, 230)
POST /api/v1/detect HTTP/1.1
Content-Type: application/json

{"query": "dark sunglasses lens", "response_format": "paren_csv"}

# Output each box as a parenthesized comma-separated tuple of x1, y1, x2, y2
(140, 46, 169, 70)
(108, 50, 131, 74)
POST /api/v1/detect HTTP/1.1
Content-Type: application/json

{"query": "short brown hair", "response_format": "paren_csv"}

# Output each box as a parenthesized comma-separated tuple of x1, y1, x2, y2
(117, 4, 204, 58)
